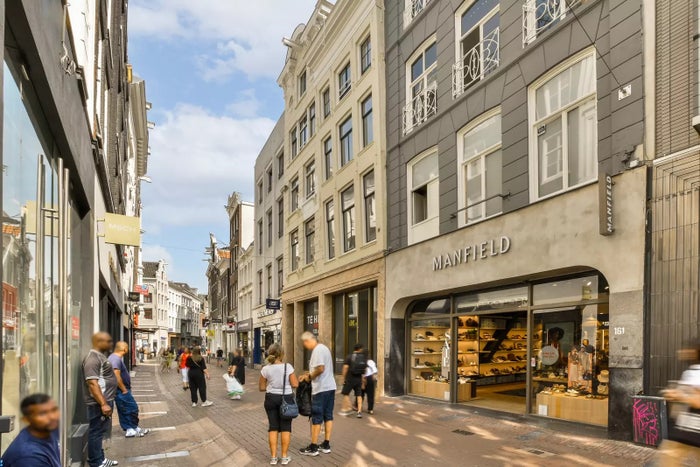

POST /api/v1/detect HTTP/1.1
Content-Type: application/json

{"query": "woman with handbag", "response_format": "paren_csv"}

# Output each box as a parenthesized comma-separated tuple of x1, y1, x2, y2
(260, 344, 299, 465)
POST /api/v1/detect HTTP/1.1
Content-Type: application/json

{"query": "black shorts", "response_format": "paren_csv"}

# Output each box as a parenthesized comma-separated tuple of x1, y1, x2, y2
(264, 393, 293, 433)
(342, 377, 363, 397)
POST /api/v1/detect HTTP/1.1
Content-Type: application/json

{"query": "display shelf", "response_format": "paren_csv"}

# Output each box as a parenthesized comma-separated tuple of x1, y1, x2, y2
(412, 339, 445, 342)
(483, 361, 522, 365)
(412, 326, 450, 330)
(533, 376, 568, 384)
(480, 327, 506, 331)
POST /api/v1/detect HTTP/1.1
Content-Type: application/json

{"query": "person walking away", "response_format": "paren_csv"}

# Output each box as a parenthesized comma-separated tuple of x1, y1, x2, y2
(1, 394, 60, 467)
(109, 341, 150, 438)
(138, 346, 145, 363)
(216, 347, 224, 367)
(228, 349, 246, 399)
(187, 347, 213, 407)
(180, 347, 191, 391)
(298, 332, 336, 456)
(83, 332, 119, 467)
(340, 343, 368, 418)
(260, 344, 299, 465)
(362, 355, 378, 414)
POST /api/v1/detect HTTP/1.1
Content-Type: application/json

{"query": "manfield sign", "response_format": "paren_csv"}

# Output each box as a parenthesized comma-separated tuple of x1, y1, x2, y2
(432, 236, 511, 271)
(599, 172, 614, 236)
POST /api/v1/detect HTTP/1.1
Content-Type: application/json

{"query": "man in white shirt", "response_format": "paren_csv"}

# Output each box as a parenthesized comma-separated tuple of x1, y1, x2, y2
(299, 332, 337, 457)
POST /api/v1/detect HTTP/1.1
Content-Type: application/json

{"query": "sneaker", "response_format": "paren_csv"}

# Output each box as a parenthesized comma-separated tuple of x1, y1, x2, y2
(201, 400, 214, 407)
(356, 412, 362, 418)
(299, 444, 319, 456)
(368, 410, 374, 415)
(270, 457, 279, 465)
(319, 441, 331, 454)
(339, 409, 354, 417)
(99, 459, 119, 467)
(137, 427, 150, 436)
(230, 395, 242, 400)
(192, 402, 198, 407)
(280, 457, 291, 465)
(125, 428, 138, 438)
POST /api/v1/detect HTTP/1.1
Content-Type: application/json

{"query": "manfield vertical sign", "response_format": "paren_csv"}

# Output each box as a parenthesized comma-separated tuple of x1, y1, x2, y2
(599, 172, 614, 236)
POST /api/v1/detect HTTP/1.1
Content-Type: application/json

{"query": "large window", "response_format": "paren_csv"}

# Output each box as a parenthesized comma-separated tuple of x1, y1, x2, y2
(363, 170, 376, 242)
(299, 114, 308, 148)
(277, 152, 285, 179)
(290, 230, 299, 271)
(305, 217, 316, 264)
(529, 51, 597, 200)
(266, 209, 273, 247)
(326, 199, 336, 259)
(299, 70, 307, 96)
(408, 150, 439, 244)
(257, 271, 263, 304)
(305, 159, 316, 198)
(309, 102, 316, 138)
(341, 185, 356, 252)
(323, 136, 334, 180)
(523, 0, 579, 46)
(361, 95, 373, 147)
(290, 177, 299, 211)
(360, 36, 372, 74)
(338, 62, 351, 98)
(458, 111, 502, 225)
(333, 287, 377, 373)
(323, 87, 331, 118)
(405, 40, 437, 134)
(453, 0, 500, 97)
(277, 198, 284, 238)
(291, 126, 298, 158)
(340, 116, 353, 166)
(276, 257, 284, 296)
(266, 264, 272, 299)
(257, 220, 263, 254)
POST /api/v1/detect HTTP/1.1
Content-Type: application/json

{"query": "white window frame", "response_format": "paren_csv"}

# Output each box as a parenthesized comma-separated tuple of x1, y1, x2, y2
(404, 36, 438, 134)
(404, 0, 432, 28)
(326, 198, 336, 260)
(528, 48, 597, 203)
(305, 158, 316, 198)
(341, 184, 356, 253)
(290, 230, 299, 271)
(338, 62, 352, 99)
(457, 108, 502, 227)
(407, 148, 440, 245)
(523, 0, 581, 47)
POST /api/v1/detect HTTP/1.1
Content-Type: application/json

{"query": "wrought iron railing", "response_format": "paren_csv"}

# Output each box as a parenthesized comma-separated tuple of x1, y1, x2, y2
(522, 0, 581, 46)
(452, 28, 500, 98)
(403, 82, 437, 135)
(404, 0, 432, 28)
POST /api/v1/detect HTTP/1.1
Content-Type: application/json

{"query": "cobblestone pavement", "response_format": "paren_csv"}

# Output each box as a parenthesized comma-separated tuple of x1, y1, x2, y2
(105, 361, 656, 466)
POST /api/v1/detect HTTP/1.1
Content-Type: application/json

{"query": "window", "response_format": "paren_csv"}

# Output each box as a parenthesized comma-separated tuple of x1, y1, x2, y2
(454, 0, 499, 97)
(257, 271, 263, 304)
(276, 257, 284, 296)
(309, 102, 316, 137)
(277, 152, 285, 178)
(360, 36, 372, 74)
(323, 136, 333, 180)
(339, 116, 353, 166)
(529, 51, 596, 200)
(338, 62, 351, 98)
(299, 71, 307, 96)
(326, 199, 336, 259)
(277, 198, 284, 238)
(266, 209, 273, 247)
(299, 115, 308, 148)
(405, 0, 432, 25)
(290, 230, 299, 270)
(332, 287, 377, 374)
(291, 126, 298, 158)
(523, 0, 578, 46)
(361, 95, 373, 147)
(341, 185, 356, 252)
(266, 264, 272, 298)
(257, 181, 263, 203)
(405, 40, 438, 134)
(408, 150, 440, 244)
(305, 159, 316, 198)
(305, 217, 316, 264)
(363, 170, 376, 242)
(267, 167, 273, 192)
(323, 87, 331, 117)
(257, 220, 263, 254)
(144, 309, 153, 320)
(290, 177, 299, 211)
(459, 111, 502, 225)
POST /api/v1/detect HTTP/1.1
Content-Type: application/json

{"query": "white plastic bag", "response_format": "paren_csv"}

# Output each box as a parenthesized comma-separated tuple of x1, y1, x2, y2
(223, 373, 244, 396)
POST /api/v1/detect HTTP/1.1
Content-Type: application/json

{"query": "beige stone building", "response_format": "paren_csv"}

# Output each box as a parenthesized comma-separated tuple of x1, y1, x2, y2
(278, 0, 386, 380)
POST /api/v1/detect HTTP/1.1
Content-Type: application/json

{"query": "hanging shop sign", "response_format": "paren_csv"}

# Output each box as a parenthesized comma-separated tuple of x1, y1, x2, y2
(127, 292, 140, 302)
(103, 213, 141, 247)
(599, 172, 614, 236)
(432, 236, 511, 271)
(266, 298, 281, 310)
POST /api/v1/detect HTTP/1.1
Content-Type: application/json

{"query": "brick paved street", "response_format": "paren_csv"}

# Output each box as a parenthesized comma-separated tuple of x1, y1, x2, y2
(105, 361, 656, 466)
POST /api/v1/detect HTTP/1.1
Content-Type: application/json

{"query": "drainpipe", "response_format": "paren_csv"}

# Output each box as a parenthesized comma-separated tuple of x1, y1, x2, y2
(692, 0, 700, 133)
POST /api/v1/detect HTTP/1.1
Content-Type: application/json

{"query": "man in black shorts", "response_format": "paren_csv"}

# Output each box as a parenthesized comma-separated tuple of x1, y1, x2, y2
(216, 347, 224, 367)
(340, 343, 367, 418)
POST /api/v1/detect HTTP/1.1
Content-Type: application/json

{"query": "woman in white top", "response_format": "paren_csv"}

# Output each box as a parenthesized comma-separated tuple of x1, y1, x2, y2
(260, 344, 299, 465)
(362, 358, 378, 414)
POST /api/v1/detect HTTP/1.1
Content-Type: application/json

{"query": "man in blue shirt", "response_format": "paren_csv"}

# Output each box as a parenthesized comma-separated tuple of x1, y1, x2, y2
(1, 393, 60, 467)
(108, 341, 149, 438)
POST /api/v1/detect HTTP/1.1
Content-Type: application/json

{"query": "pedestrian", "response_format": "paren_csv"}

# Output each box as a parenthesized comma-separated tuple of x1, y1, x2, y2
(186, 346, 213, 407)
(0, 393, 60, 467)
(216, 347, 224, 367)
(340, 343, 368, 418)
(229, 349, 246, 384)
(108, 341, 150, 438)
(180, 347, 191, 391)
(260, 344, 299, 465)
(298, 332, 336, 457)
(138, 346, 145, 363)
(83, 332, 119, 467)
(362, 355, 378, 415)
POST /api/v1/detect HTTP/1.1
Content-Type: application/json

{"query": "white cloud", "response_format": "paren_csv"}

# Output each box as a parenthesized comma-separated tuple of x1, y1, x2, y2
(226, 89, 261, 118)
(141, 243, 175, 273)
(129, 0, 318, 79)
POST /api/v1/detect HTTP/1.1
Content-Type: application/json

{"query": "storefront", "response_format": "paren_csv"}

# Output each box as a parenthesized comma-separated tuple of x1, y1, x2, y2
(385, 169, 647, 434)
(256, 305, 282, 367)
(236, 318, 252, 364)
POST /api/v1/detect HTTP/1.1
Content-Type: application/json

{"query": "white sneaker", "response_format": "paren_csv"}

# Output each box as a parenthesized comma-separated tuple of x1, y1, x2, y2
(192, 402, 198, 407)
(201, 400, 214, 407)
(125, 428, 138, 438)
(137, 427, 150, 436)
(230, 395, 241, 400)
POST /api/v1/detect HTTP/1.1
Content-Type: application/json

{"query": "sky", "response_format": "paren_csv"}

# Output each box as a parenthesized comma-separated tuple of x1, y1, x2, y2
(129, 0, 317, 292)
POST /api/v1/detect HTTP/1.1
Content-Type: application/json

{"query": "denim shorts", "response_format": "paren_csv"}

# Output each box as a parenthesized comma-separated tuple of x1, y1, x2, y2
(311, 389, 335, 425)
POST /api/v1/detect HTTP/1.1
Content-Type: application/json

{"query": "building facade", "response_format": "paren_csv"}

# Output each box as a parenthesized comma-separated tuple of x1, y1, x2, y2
(279, 0, 387, 377)
(142, 260, 170, 348)
(206, 244, 230, 353)
(238, 243, 255, 364)
(167, 282, 203, 348)
(383, 0, 647, 437)
(252, 115, 286, 365)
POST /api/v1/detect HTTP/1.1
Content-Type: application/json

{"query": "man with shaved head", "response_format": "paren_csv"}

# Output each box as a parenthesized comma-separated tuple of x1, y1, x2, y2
(83, 332, 119, 467)
(109, 341, 150, 438)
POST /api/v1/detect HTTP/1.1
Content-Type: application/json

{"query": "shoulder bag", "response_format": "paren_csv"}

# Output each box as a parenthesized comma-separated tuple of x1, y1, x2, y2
(280, 363, 299, 420)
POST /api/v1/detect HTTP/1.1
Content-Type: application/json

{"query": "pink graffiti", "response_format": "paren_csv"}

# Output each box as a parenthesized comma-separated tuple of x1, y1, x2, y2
(633, 399, 661, 446)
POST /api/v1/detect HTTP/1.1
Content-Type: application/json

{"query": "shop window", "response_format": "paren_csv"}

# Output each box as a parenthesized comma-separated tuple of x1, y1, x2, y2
(333, 288, 377, 374)
(409, 299, 451, 400)
(408, 150, 439, 244)
(341, 185, 356, 252)
(304, 300, 319, 370)
(363, 170, 376, 242)
(458, 111, 502, 226)
(529, 50, 597, 200)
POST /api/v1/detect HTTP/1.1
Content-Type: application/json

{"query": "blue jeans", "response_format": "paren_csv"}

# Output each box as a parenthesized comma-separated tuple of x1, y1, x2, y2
(311, 390, 335, 425)
(87, 401, 113, 467)
(115, 390, 139, 431)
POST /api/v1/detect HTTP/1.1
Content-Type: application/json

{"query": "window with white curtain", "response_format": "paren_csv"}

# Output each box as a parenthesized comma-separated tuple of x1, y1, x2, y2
(407, 150, 439, 244)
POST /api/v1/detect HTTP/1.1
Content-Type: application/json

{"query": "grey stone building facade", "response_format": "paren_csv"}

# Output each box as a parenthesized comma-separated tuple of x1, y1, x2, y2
(383, 0, 648, 437)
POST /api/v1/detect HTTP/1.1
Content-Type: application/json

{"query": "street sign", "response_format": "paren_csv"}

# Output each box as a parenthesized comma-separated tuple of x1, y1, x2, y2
(266, 299, 281, 310)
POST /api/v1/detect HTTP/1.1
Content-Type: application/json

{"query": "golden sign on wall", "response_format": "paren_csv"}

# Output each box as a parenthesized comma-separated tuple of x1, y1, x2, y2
(104, 213, 141, 247)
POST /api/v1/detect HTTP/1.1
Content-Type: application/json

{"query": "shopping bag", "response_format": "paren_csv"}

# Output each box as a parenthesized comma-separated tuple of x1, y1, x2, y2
(222, 373, 244, 396)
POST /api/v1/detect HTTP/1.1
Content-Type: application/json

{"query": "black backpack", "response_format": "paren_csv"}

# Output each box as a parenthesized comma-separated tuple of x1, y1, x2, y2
(296, 380, 312, 417)
(350, 352, 368, 376)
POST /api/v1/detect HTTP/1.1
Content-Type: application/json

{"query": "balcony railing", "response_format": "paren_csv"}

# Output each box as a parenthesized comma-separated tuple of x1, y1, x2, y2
(403, 0, 432, 28)
(403, 82, 437, 136)
(522, 0, 581, 46)
(452, 28, 500, 98)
